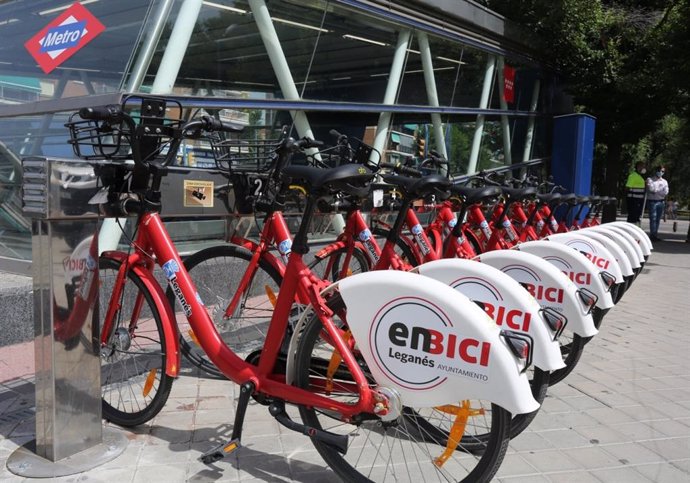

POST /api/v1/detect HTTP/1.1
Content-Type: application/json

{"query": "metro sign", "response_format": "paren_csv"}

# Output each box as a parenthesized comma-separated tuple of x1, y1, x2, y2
(25, 2, 105, 74)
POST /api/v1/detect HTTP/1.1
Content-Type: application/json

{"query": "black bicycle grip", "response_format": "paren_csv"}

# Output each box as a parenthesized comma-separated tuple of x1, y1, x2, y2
(329, 129, 344, 140)
(428, 150, 449, 165)
(295, 137, 325, 149)
(380, 161, 422, 177)
(201, 115, 243, 133)
(79, 105, 123, 122)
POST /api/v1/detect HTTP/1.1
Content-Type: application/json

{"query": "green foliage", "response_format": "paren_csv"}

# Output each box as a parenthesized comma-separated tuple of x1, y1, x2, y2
(485, 0, 690, 196)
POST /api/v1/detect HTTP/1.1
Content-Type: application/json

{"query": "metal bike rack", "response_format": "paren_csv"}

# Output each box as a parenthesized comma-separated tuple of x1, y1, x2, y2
(7, 156, 127, 478)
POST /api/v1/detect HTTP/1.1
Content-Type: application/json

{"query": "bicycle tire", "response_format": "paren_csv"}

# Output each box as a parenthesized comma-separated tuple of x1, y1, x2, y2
(372, 227, 420, 268)
(294, 294, 511, 483)
(99, 256, 173, 427)
(509, 368, 549, 439)
(168, 244, 283, 379)
(308, 245, 369, 283)
(548, 333, 586, 386)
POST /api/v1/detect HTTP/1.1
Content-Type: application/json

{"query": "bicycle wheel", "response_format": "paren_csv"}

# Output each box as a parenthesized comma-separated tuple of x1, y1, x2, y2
(372, 227, 420, 267)
(547, 333, 586, 386)
(99, 257, 173, 427)
(509, 368, 549, 439)
(169, 244, 283, 378)
(308, 245, 370, 282)
(294, 295, 510, 482)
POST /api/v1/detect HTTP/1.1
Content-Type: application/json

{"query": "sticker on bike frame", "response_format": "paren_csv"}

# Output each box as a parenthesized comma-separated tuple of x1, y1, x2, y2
(358, 229, 380, 264)
(170, 278, 192, 317)
(162, 259, 181, 280)
(278, 239, 292, 264)
(411, 224, 431, 255)
(370, 298, 491, 390)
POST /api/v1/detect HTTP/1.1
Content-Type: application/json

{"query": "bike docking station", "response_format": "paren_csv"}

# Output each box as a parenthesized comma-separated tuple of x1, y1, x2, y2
(6, 153, 238, 477)
(6, 156, 127, 477)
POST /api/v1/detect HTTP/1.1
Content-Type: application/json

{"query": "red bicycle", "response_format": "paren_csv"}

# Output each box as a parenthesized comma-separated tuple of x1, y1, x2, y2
(69, 97, 533, 482)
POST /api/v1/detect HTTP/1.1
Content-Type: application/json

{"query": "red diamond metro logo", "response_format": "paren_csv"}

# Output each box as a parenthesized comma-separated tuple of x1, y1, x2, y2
(24, 2, 105, 74)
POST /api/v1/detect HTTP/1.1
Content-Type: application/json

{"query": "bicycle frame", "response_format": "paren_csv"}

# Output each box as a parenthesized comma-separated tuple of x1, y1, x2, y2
(100, 211, 374, 418)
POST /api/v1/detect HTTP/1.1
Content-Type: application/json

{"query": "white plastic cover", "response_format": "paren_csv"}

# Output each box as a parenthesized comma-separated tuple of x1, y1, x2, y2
(477, 250, 597, 337)
(414, 258, 565, 371)
(546, 233, 624, 283)
(573, 230, 634, 276)
(337, 270, 540, 415)
(516, 240, 614, 309)
(609, 222, 652, 256)
(589, 226, 644, 266)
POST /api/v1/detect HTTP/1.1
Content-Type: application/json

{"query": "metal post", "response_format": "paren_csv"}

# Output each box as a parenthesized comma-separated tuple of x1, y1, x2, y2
(150, 0, 203, 94)
(522, 78, 541, 161)
(467, 54, 497, 174)
(370, 29, 412, 164)
(496, 56, 512, 167)
(249, 0, 317, 142)
(8, 158, 126, 477)
(125, 0, 176, 92)
(417, 32, 448, 174)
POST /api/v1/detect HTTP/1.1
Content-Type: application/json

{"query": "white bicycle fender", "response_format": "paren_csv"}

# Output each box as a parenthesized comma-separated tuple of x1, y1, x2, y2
(573, 230, 634, 277)
(516, 240, 614, 310)
(584, 227, 641, 270)
(589, 226, 644, 266)
(546, 233, 624, 283)
(413, 259, 565, 372)
(337, 271, 540, 415)
(477, 250, 597, 338)
(609, 222, 652, 257)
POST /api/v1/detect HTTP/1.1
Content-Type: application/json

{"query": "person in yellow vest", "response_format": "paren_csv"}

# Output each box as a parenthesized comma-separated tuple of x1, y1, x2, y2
(625, 162, 646, 224)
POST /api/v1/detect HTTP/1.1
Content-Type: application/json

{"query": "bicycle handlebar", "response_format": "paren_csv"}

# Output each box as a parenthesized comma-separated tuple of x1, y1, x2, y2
(379, 161, 423, 177)
(79, 105, 126, 122)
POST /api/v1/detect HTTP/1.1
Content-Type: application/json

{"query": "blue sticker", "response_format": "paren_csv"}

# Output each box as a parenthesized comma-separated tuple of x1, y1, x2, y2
(278, 239, 292, 255)
(358, 229, 372, 242)
(162, 259, 180, 280)
(411, 224, 423, 235)
(448, 219, 457, 228)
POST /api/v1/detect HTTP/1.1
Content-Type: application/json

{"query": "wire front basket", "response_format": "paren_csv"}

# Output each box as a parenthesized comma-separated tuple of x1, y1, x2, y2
(65, 96, 184, 162)
(307, 136, 380, 169)
(65, 115, 131, 160)
(211, 135, 280, 174)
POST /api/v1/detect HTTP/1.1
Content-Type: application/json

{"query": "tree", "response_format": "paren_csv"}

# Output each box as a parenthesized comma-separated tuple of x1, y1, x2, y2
(484, 0, 690, 198)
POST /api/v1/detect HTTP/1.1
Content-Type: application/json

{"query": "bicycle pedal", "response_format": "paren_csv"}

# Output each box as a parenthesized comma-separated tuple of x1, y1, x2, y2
(199, 439, 241, 464)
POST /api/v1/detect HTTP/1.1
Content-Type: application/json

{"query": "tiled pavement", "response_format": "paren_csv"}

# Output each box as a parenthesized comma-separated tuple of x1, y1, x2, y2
(1, 219, 689, 482)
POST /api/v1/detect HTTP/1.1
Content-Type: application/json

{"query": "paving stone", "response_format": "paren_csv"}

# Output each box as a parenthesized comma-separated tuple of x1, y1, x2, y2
(589, 466, 653, 483)
(601, 442, 668, 465)
(633, 461, 690, 482)
(638, 436, 690, 461)
(520, 449, 582, 473)
(494, 453, 539, 476)
(545, 470, 602, 482)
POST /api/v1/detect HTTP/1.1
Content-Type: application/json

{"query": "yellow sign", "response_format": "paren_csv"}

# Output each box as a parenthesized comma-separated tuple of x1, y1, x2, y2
(183, 180, 214, 208)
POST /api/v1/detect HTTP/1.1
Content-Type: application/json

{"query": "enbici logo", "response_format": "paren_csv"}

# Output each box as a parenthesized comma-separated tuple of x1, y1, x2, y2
(369, 297, 492, 390)
(542, 255, 592, 286)
(25, 2, 105, 74)
(451, 277, 532, 332)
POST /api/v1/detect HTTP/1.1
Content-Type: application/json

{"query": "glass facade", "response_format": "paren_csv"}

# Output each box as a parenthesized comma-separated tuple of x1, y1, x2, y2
(0, 0, 555, 269)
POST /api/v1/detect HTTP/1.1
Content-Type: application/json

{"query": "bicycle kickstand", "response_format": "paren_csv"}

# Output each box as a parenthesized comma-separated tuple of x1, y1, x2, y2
(199, 380, 254, 464)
